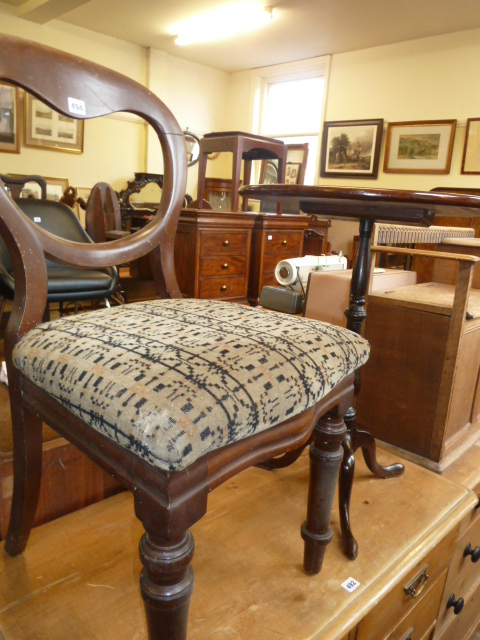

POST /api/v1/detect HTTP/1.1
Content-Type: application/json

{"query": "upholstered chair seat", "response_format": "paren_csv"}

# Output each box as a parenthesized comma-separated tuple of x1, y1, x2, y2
(13, 298, 368, 471)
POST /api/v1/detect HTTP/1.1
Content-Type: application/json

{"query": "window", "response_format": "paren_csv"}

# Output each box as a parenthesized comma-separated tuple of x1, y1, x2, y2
(256, 57, 330, 185)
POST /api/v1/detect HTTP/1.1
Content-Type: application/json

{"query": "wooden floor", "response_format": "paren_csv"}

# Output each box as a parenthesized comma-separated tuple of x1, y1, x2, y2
(0, 443, 476, 640)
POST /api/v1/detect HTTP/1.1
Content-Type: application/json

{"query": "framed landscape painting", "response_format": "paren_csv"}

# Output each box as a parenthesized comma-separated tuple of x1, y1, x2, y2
(384, 120, 456, 174)
(320, 119, 383, 179)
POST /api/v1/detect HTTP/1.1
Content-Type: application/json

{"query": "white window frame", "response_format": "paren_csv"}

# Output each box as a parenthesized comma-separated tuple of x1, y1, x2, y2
(253, 55, 331, 184)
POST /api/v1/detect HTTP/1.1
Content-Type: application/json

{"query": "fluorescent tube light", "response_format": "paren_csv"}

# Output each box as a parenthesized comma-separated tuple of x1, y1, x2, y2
(173, 3, 274, 46)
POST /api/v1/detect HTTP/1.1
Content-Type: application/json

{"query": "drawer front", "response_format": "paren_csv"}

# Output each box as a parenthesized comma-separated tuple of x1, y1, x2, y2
(385, 571, 446, 640)
(199, 276, 246, 299)
(200, 230, 249, 255)
(200, 254, 247, 278)
(263, 231, 303, 256)
(357, 527, 457, 640)
(445, 509, 480, 596)
(435, 577, 480, 640)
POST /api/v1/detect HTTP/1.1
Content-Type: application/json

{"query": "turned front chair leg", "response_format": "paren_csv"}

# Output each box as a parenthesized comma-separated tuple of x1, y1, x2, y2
(139, 530, 195, 640)
(302, 410, 347, 575)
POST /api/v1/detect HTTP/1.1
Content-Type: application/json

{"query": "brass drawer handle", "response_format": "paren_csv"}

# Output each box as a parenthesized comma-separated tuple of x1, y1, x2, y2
(463, 543, 480, 563)
(282, 239, 287, 245)
(401, 628, 414, 640)
(404, 565, 429, 599)
(222, 263, 229, 270)
(221, 285, 227, 291)
(447, 593, 464, 615)
(223, 239, 229, 246)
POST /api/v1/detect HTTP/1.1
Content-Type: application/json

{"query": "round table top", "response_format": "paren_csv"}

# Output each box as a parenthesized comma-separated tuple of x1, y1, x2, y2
(239, 184, 480, 224)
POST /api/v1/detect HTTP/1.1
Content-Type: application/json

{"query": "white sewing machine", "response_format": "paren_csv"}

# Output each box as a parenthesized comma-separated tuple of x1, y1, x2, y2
(275, 254, 347, 292)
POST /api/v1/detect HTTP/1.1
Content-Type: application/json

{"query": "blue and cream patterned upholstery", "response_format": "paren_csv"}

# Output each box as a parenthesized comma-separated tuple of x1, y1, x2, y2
(13, 299, 369, 471)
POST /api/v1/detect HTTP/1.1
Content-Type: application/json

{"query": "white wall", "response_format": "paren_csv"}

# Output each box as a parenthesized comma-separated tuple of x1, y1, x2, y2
(323, 29, 480, 255)
(145, 48, 230, 198)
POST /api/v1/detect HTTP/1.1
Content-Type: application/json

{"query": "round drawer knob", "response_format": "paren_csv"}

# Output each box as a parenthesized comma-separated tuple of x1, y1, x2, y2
(223, 239, 229, 246)
(221, 285, 227, 291)
(447, 593, 464, 615)
(282, 240, 287, 245)
(464, 542, 480, 563)
(222, 263, 229, 270)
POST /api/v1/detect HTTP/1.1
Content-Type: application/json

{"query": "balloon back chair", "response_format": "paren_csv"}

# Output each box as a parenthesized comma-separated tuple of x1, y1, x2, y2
(0, 35, 369, 639)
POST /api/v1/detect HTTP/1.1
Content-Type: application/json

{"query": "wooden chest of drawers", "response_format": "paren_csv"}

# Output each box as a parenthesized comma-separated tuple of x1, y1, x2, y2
(174, 209, 255, 303)
(433, 476, 480, 640)
(248, 213, 310, 305)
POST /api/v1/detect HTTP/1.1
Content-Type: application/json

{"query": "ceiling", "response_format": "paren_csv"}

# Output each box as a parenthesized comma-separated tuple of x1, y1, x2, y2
(2, 0, 480, 72)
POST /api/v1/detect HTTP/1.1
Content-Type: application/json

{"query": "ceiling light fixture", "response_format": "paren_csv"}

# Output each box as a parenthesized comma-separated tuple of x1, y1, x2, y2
(173, 3, 274, 47)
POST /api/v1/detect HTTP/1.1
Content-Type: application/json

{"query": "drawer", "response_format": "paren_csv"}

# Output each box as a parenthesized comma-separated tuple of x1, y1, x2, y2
(385, 571, 446, 640)
(435, 577, 480, 640)
(199, 254, 247, 278)
(199, 230, 249, 254)
(357, 527, 457, 640)
(445, 508, 480, 595)
(263, 230, 303, 256)
(199, 275, 246, 299)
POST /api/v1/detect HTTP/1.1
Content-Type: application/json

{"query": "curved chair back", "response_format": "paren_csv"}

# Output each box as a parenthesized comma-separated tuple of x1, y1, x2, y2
(0, 174, 47, 200)
(0, 34, 187, 347)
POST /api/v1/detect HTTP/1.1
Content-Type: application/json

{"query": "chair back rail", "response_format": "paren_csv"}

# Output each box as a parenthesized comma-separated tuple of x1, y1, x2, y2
(0, 34, 187, 271)
(0, 34, 187, 347)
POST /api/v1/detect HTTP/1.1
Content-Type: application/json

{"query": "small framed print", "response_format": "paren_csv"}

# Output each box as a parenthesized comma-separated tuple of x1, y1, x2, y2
(461, 118, 480, 174)
(24, 92, 84, 153)
(384, 120, 456, 174)
(320, 119, 383, 179)
(285, 162, 301, 184)
(0, 83, 20, 154)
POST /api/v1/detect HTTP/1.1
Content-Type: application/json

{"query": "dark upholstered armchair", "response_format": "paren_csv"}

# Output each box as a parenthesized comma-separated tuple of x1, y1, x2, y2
(0, 196, 118, 319)
(0, 35, 369, 640)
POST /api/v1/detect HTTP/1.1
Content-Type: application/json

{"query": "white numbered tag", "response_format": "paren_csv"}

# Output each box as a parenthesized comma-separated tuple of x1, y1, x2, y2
(33, 217, 41, 223)
(68, 97, 86, 116)
(341, 577, 360, 593)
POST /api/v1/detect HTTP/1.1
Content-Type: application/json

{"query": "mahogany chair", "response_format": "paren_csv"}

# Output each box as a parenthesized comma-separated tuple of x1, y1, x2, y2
(0, 35, 370, 639)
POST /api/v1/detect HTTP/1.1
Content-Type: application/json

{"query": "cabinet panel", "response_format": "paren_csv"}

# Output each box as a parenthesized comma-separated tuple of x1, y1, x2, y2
(356, 302, 449, 460)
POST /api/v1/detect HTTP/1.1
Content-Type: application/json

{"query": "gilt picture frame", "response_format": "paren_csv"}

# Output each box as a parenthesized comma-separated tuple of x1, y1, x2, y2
(384, 120, 456, 174)
(24, 93, 84, 153)
(0, 83, 20, 154)
(320, 119, 383, 179)
(461, 118, 480, 174)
